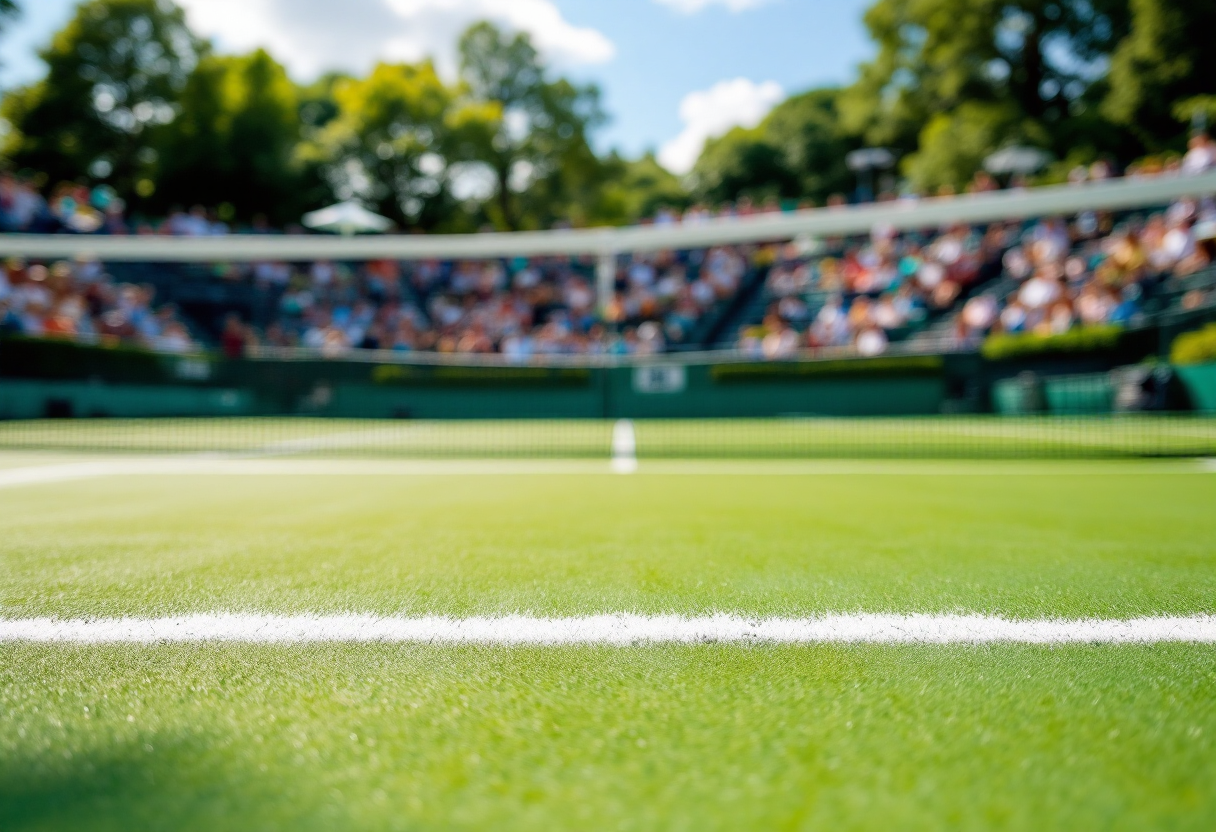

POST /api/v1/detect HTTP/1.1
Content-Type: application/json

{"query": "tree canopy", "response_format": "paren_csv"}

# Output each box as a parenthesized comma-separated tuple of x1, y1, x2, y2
(1102, 0, 1216, 151)
(1, 0, 1213, 224)
(1, 0, 203, 202)
(455, 21, 610, 230)
(0, 0, 19, 36)
(154, 49, 311, 224)
(308, 61, 456, 229)
(690, 89, 857, 206)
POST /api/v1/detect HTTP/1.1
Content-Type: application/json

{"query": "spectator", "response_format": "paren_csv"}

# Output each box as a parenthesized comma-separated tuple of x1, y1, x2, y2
(220, 314, 249, 359)
(1182, 132, 1216, 175)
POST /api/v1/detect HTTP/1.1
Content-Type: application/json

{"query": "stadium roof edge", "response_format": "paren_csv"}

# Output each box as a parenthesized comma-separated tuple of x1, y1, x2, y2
(1, 171, 1214, 262)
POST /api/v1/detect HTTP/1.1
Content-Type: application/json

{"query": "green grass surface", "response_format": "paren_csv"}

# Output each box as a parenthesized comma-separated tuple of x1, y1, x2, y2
(0, 416, 1215, 458)
(2, 467, 1215, 619)
(2, 645, 1213, 831)
(2, 455, 1215, 829)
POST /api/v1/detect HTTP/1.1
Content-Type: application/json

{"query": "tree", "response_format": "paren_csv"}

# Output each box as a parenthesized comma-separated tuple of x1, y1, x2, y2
(754, 89, 856, 201)
(0, 0, 18, 39)
(298, 72, 350, 135)
(839, 0, 1129, 178)
(1102, 0, 1216, 151)
(691, 126, 792, 206)
(0, 0, 20, 69)
(0, 0, 204, 203)
(155, 49, 311, 224)
(599, 152, 688, 223)
(904, 100, 1050, 191)
(308, 61, 456, 230)
(687, 88, 855, 207)
(456, 21, 609, 230)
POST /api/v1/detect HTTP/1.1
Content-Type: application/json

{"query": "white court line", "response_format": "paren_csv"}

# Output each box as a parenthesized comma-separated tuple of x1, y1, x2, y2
(2, 614, 1215, 645)
(0, 459, 614, 488)
(0, 461, 131, 489)
(0, 457, 1211, 489)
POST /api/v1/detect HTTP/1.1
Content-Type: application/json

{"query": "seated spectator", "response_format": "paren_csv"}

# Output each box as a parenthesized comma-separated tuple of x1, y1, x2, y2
(760, 314, 799, 359)
(1182, 132, 1216, 175)
(220, 314, 249, 359)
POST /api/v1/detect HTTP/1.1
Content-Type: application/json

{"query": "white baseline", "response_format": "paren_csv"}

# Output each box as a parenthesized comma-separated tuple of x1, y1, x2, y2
(0, 458, 1210, 490)
(2, 614, 1215, 645)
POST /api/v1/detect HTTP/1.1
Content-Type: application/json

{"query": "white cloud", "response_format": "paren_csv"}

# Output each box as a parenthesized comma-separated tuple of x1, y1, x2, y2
(653, 0, 773, 13)
(176, 0, 615, 80)
(658, 78, 784, 175)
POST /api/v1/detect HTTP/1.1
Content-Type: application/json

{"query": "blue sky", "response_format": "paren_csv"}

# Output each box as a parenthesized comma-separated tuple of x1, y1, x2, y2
(0, 0, 874, 172)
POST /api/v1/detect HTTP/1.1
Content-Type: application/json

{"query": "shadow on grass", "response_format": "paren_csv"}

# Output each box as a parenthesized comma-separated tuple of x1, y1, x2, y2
(0, 731, 281, 832)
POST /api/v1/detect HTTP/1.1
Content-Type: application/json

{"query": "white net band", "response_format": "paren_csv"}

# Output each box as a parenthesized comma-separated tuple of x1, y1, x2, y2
(0, 172, 1213, 262)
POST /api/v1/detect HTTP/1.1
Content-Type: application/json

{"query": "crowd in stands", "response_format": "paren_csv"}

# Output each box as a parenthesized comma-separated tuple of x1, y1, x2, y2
(0, 256, 198, 352)
(3, 198, 1214, 361)
(738, 222, 1008, 358)
(1, 132, 1214, 360)
(0, 244, 764, 358)
(946, 196, 1216, 348)
(254, 246, 756, 358)
(736, 194, 1216, 358)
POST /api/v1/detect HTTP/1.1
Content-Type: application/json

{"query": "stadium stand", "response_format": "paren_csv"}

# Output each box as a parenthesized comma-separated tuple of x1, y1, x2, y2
(729, 197, 1216, 358)
(0, 247, 765, 356)
(1, 166, 1215, 360)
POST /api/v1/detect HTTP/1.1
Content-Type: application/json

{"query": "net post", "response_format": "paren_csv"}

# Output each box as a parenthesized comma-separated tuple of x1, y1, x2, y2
(596, 250, 617, 315)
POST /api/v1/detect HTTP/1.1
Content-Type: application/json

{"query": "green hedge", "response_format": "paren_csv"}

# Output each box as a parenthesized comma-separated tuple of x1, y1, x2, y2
(371, 364, 592, 388)
(0, 336, 178, 384)
(710, 355, 943, 383)
(980, 326, 1124, 362)
(1170, 323, 1216, 366)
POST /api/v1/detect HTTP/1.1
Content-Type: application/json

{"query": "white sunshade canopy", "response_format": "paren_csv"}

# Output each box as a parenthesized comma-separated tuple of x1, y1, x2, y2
(302, 201, 393, 235)
(984, 146, 1053, 176)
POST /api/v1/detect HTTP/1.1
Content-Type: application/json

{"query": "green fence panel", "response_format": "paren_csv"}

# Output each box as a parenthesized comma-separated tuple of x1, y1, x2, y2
(1176, 363, 1216, 414)
(0, 381, 252, 420)
(609, 363, 946, 418)
(1043, 374, 1115, 415)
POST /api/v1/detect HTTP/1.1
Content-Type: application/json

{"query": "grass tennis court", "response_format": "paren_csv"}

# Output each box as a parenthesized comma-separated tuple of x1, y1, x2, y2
(1, 420, 1215, 829)
(0, 415, 1215, 458)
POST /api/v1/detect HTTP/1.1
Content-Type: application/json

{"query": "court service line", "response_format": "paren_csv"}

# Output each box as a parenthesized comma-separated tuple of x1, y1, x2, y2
(2, 614, 1215, 645)
(0, 458, 1211, 489)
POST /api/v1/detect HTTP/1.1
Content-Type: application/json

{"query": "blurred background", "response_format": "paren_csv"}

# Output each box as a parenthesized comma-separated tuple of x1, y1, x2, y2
(0, 0, 1214, 432)
(1, 0, 1213, 230)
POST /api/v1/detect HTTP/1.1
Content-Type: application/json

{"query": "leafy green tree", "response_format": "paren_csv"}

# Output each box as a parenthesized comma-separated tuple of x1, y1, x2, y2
(155, 49, 311, 224)
(691, 126, 792, 206)
(0, 0, 204, 202)
(840, 0, 1129, 181)
(1102, 0, 1216, 151)
(456, 21, 608, 230)
(306, 61, 456, 230)
(0, 0, 20, 70)
(754, 88, 856, 202)
(904, 101, 1050, 191)
(298, 72, 350, 134)
(600, 152, 689, 223)
(0, 0, 19, 39)
(687, 89, 854, 206)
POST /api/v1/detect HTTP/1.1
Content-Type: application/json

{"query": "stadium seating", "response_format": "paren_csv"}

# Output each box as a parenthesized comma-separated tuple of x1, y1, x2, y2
(1, 163, 1214, 360)
(729, 199, 1216, 358)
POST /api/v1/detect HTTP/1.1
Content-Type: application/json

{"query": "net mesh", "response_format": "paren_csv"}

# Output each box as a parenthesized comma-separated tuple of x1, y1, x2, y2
(0, 416, 1213, 459)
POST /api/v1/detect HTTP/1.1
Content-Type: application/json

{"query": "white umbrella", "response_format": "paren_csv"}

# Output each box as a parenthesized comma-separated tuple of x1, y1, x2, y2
(302, 201, 393, 236)
(984, 146, 1052, 177)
